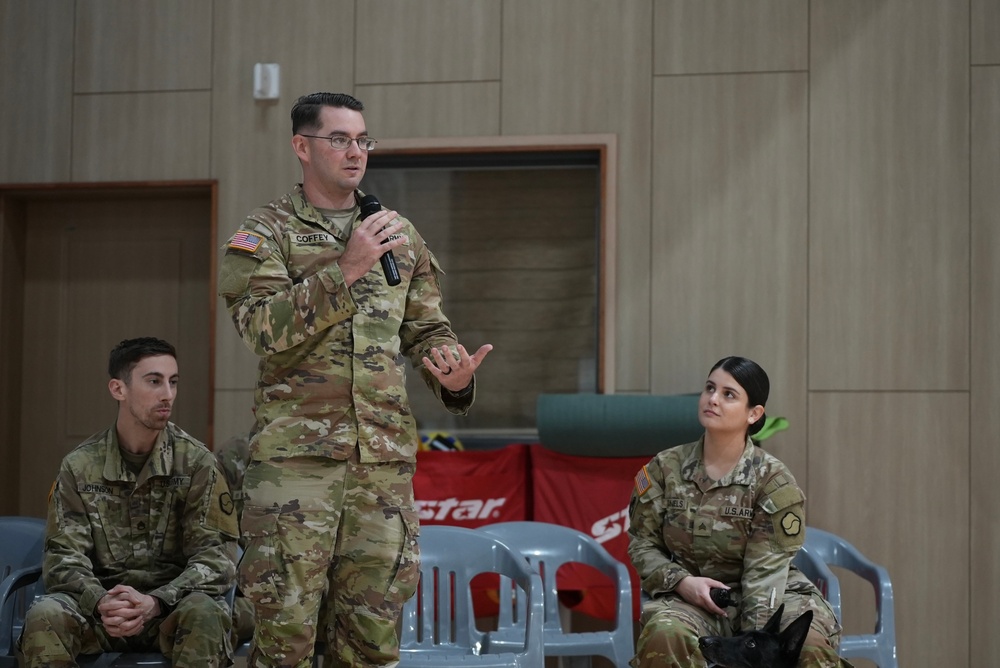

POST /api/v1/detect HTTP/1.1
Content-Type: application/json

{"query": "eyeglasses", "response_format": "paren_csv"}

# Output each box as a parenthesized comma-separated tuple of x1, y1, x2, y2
(298, 134, 377, 151)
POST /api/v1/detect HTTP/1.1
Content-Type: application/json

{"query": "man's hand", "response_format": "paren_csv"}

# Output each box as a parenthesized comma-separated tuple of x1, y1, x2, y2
(97, 585, 161, 638)
(422, 343, 494, 393)
(338, 208, 408, 286)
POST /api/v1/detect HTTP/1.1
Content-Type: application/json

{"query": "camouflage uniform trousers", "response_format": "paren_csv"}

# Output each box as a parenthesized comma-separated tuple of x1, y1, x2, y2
(19, 591, 232, 668)
(633, 590, 851, 668)
(232, 595, 256, 648)
(239, 453, 420, 668)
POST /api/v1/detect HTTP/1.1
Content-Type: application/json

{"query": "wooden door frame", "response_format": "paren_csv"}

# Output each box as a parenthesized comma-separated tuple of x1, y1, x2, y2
(0, 180, 217, 513)
(372, 134, 618, 394)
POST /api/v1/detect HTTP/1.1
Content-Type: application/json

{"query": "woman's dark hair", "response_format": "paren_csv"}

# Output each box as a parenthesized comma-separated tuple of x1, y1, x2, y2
(291, 92, 364, 135)
(710, 356, 769, 436)
(108, 337, 176, 383)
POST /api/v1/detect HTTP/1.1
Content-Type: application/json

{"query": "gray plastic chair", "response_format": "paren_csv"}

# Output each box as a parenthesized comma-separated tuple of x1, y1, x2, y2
(0, 516, 47, 667)
(399, 525, 544, 667)
(792, 534, 842, 622)
(0, 516, 172, 668)
(798, 527, 898, 668)
(480, 521, 634, 668)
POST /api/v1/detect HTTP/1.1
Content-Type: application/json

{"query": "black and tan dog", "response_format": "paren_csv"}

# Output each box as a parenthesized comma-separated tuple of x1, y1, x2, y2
(698, 604, 813, 668)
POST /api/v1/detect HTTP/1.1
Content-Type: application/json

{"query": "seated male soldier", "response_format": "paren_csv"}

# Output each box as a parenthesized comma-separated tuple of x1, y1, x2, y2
(20, 337, 239, 668)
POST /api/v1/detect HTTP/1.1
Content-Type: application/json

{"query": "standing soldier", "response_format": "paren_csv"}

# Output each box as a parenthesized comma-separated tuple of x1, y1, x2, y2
(218, 91, 492, 667)
(20, 338, 239, 667)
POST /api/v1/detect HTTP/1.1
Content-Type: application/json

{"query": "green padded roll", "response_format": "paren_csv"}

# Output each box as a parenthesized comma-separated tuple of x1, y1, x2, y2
(536, 393, 703, 458)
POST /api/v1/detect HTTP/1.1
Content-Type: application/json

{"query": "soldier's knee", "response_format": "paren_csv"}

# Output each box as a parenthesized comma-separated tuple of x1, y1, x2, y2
(24, 596, 74, 631)
(174, 593, 230, 629)
(799, 630, 844, 668)
(634, 614, 703, 667)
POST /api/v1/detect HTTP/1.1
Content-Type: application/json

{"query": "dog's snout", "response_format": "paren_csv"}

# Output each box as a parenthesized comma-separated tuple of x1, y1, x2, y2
(699, 636, 719, 649)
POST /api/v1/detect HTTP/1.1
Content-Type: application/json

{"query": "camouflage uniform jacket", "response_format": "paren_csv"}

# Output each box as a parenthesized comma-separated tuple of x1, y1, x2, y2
(214, 431, 250, 518)
(43, 423, 239, 616)
(628, 436, 806, 630)
(218, 185, 474, 464)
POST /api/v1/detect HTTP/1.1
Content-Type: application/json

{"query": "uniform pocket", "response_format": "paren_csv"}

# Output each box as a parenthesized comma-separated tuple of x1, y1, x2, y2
(95, 496, 132, 564)
(384, 506, 421, 607)
(237, 506, 281, 609)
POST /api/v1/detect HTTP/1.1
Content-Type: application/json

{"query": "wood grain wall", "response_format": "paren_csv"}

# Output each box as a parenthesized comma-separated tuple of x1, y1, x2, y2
(0, 0, 993, 664)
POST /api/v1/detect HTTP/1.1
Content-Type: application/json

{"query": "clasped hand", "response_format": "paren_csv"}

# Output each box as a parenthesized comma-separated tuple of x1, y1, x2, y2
(97, 584, 160, 638)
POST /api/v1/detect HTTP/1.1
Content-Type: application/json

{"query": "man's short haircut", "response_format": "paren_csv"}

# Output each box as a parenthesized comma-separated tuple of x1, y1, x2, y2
(291, 92, 364, 135)
(108, 337, 177, 383)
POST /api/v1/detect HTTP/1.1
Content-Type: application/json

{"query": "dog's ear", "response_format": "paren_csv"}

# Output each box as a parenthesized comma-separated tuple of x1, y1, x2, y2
(779, 609, 814, 660)
(761, 603, 785, 635)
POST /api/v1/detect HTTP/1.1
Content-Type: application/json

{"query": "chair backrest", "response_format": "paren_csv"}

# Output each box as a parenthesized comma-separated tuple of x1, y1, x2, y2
(399, 525, 543, 666)
(0, 516, 47, 662)
(480, 521, 634, 667)
(0, 517, 46, 579)
(800, 527, 898, 668)
(792, 537, 843, 622)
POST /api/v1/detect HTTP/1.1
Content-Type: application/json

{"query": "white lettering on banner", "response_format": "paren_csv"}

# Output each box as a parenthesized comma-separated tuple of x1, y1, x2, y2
(591, 507, 630, 544)
(416, 497, 507, 522)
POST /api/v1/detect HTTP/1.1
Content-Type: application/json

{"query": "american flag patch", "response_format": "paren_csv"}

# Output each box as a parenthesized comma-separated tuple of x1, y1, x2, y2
(635, 465, 651, 496)
(228, 231, 263, 253)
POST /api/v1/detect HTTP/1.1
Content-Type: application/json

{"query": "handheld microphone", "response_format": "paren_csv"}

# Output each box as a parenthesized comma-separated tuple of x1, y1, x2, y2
(359, 194, 401, 286)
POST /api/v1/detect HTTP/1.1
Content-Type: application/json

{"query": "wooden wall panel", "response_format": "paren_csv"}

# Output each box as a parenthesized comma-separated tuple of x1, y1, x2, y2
(808, 391, 969, 668)
(501, 0, 652, 392)
(211, 0, 355, 397)
(809, 0, 969, 390)
(971, 65, 1000, 668)
(972, 0, 1000, 65)
(0, 1, 74, 183)
(653, 0, 807, 74)
(74, 0, 211, 93)
(72, 92, 210, 182)
(356, 0, 501, 84)
(0, 200, 27, 513)
(651, 73, 808, 479)
(354, 83, 501, 138)
(214, 305, 259, 395)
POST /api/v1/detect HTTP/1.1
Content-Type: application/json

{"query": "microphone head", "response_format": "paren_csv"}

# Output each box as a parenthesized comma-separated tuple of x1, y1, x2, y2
(359, 194, 381, 218)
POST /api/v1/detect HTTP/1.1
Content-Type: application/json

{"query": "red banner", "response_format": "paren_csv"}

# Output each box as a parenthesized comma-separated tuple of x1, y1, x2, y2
(414, 443, 530, 528)
(531, 445, 649, 621)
